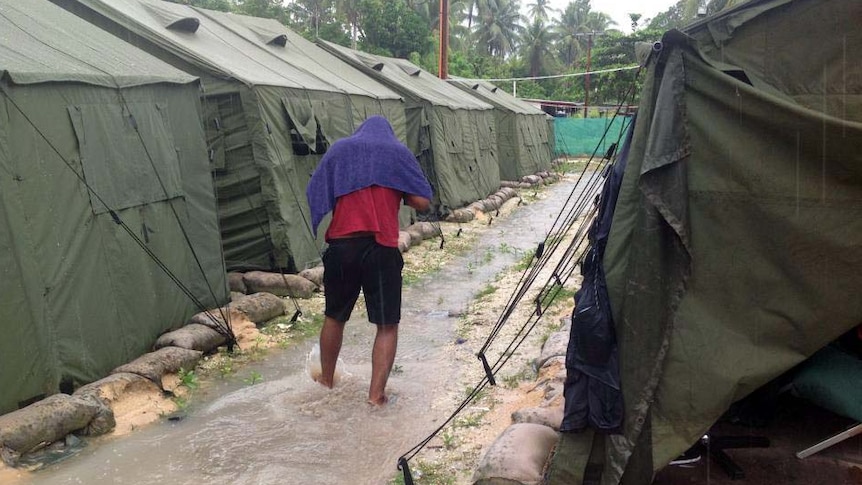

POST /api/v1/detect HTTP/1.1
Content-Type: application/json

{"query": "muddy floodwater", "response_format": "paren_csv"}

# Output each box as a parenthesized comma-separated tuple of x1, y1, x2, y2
(20, 175, 592, 485)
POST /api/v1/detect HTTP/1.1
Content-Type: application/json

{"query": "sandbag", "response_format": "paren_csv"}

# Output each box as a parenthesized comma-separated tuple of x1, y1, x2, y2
(188, 307, 230, 327)
(521, 174, 542, 185)
(154, 323, 226, 352)
(446, 208, 474, 223)
(536, 331, 568, 368)
(538, 356, 567, 385)
(518, 182, 533, 189)
(74, 372, 158, 407)
(416, 221, 439, 239)
(481, 198, 500, 212)
(398, 231, 412, 253)
(298, 266, 324, 288)
(231, 292, 285, 323)
(405, 225, 424, 245)
(0, 394, 109, 466)
(243, 271, 318, 298)
(511, 406, 564, 431)
(472, 423, 559, 485)
(227, 272, 247, 294)
(230, 291, 247, 302)
(500, 180, 519, 188)
(468, 201, 486, 213)
(500, 187, 518, 199)
(111, 347, 203, 384)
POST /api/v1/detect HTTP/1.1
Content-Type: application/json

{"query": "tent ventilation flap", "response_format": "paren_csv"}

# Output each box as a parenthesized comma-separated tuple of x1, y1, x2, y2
(166, 17, 200, 32)
(267, 34, 288, 47)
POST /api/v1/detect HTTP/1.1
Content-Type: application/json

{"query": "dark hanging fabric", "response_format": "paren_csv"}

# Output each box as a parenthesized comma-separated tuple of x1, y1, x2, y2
(562, 115, 636, 433)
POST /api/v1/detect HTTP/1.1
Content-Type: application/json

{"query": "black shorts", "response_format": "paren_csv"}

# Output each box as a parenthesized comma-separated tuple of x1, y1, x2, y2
(323, 237, 403, 325)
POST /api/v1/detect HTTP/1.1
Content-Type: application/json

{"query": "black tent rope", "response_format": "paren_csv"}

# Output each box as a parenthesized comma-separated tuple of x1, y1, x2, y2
(397, 76, 641, 476)
(116, 90, 237, 348)
(0, 85, 234, 347)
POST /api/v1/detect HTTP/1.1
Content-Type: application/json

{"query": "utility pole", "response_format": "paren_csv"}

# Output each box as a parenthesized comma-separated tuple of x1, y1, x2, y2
(438, 0, 449, 79)
(576, 31, 604, 118)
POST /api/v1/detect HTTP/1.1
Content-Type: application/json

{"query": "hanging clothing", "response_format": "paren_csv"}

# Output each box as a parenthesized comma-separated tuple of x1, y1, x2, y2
(562, 116, 636, 434)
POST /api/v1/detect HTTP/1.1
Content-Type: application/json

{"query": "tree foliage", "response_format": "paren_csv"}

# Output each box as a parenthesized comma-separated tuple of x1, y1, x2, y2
(356, 0, 431, 58)
(157, 0, 742, 112)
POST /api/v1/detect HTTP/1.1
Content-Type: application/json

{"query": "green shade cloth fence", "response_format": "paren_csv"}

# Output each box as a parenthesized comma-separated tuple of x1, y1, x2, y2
(554, 117, 629, 157)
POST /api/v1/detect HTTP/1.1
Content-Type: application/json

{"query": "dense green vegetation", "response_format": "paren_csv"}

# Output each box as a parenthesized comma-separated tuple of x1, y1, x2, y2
(166, 0, 744, 106)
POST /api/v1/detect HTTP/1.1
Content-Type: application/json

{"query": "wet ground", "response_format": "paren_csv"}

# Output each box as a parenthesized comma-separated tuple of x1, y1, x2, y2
(15, 175, 594, 485)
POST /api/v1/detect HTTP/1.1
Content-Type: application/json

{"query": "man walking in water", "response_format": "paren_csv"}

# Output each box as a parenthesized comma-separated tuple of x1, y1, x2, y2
(306, 116, 432, 406)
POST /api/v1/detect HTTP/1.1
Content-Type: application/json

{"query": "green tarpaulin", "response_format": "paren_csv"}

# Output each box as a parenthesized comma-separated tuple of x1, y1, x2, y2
(450, 80, 554, 181)
(0, 0, 226, 414)
(56, 0, 408, 271)
(549, 0, 862, 483)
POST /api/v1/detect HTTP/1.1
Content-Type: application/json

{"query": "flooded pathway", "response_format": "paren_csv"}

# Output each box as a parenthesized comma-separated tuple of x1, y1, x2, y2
(23, 175, 590, 485)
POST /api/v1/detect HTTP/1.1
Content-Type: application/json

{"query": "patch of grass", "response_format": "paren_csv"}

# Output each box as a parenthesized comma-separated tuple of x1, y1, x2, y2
(441, 431, 456, 450)
(454, 411, 486, 429)
(171, 395, 189, 411)
(413, 460, 457, 485)
(243, 371, 263, 386)
(392, 364, 404, 375)
(464, 385, 488, 402)
(474, 284, 497, 299)
(514, 249, 535, 271)
(177, 367, 198, 391)
(501, 367, 535, 389)
(290, 312, 325, 339)
(497, 242, 514, 254)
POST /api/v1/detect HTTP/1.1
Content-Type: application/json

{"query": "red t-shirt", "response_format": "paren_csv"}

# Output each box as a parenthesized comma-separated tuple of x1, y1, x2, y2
(325, 186, 403, 247)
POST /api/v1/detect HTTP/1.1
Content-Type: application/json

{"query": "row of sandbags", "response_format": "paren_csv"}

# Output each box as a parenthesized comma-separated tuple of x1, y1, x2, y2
(471, 317, 571, 485)
(0, 292, 287, 467)
(447, 171, 559, 224)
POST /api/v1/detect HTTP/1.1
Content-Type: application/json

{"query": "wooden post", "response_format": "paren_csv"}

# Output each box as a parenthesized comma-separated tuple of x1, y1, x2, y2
(438, 0, 449, 79)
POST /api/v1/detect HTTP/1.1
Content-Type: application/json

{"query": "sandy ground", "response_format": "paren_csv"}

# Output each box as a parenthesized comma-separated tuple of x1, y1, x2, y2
(0, 171, 579, 485)
(401, 187, 582, 485)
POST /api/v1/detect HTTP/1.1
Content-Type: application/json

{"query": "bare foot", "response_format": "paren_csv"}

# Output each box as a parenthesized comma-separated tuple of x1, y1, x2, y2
(367, 394, 398, 407)
(313, 375, 334, 389)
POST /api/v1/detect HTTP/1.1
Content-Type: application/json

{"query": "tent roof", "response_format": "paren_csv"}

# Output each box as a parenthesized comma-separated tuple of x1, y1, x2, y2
(448, 79, 550, 115)
(0, 0, 195, 88)
(69, 0, 343, 90)
(320, 41, 493, 111)
(203, 12, 401, 101)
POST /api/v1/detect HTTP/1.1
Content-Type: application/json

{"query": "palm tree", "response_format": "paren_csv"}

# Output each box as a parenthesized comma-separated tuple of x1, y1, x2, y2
(520, 18, 553, 76)
(553, 1, 587, 67)
(583, 10, 615, 32)
(473, 0, 524, 58)
(526, 0, 555, 22)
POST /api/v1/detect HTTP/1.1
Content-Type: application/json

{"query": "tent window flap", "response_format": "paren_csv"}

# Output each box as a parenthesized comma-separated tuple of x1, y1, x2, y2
(68, 103, 183, 215)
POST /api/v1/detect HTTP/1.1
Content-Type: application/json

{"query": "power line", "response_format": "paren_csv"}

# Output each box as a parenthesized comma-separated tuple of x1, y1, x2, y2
(446, 65, 639, 83)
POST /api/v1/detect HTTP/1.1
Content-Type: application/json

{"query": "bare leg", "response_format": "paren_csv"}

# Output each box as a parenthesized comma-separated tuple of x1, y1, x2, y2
(317, 316, 345, 388)
(369, 324, 399, 405)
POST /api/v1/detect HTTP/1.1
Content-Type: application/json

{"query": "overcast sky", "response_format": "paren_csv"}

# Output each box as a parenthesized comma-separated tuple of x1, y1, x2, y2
(543, 0, 679, 32)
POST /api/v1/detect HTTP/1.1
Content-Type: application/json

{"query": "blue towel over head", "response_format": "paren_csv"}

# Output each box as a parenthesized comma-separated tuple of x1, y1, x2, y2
(306, 116, 433, 235)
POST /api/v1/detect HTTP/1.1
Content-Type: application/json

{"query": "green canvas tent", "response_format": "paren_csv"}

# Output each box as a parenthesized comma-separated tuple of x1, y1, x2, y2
(449, 79, 554, 181)
(55, 0, 407, 271)
(319, 41, 501, 211)
(549, 0, 862, 482)
(0, 0, 227, 415)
